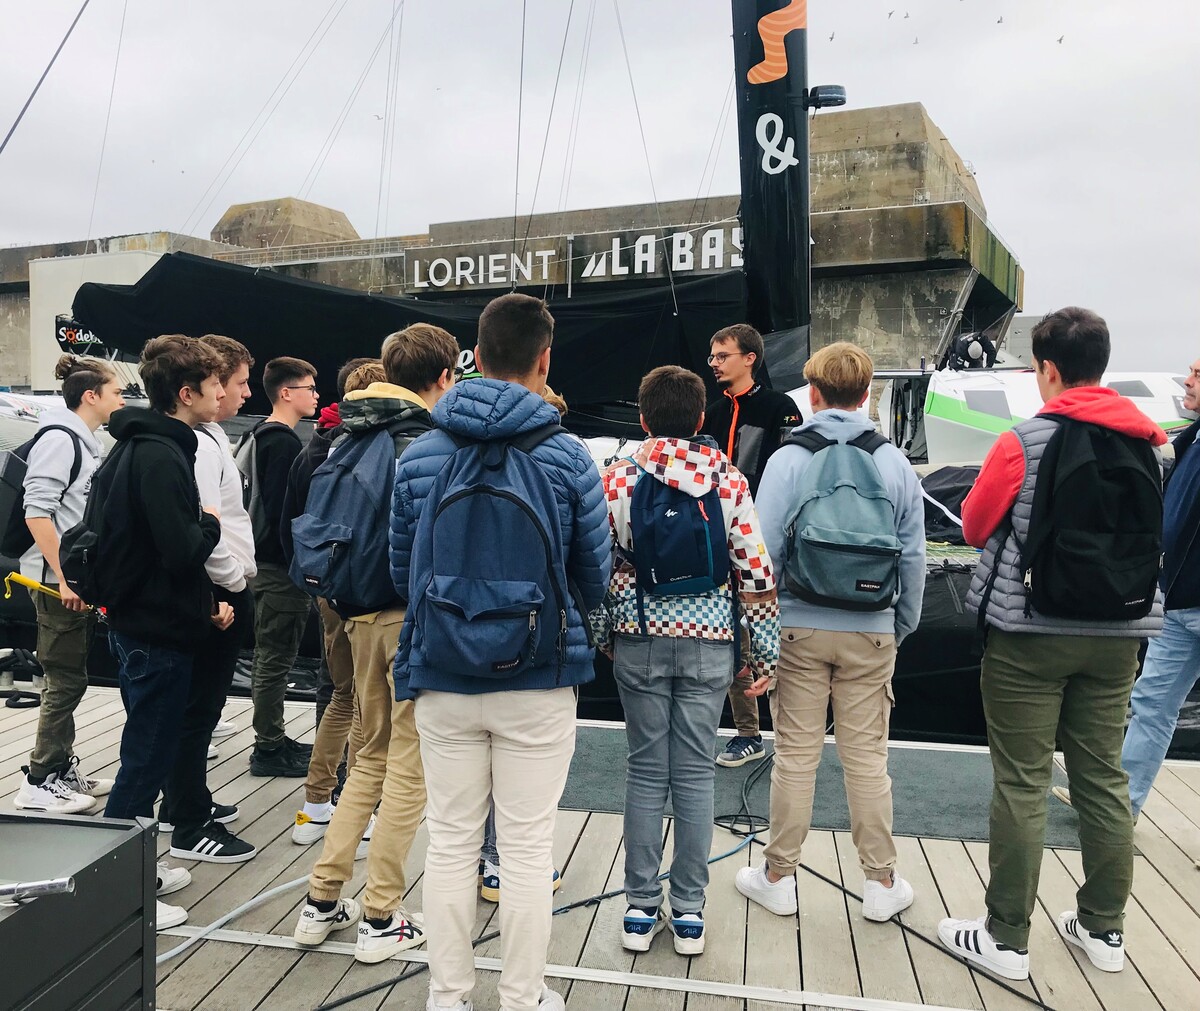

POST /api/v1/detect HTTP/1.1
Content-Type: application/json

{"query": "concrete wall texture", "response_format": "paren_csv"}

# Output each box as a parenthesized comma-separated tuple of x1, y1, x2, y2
(0, 293, 31, 387)
(211, 197, 360, 248)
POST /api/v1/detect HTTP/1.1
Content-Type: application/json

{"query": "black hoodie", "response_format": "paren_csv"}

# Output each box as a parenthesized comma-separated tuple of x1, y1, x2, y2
(96, 407, 221, 650)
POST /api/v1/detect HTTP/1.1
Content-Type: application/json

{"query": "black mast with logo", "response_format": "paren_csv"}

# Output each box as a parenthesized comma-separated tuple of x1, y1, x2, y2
(731, 0, 843, 388)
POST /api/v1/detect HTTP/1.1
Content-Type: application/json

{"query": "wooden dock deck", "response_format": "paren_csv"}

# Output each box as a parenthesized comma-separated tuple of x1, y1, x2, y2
(2, 687, 1198, 1010)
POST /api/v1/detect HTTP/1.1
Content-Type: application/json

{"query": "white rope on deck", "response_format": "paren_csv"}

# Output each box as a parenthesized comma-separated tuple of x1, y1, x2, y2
(157, 924, 976, 1011)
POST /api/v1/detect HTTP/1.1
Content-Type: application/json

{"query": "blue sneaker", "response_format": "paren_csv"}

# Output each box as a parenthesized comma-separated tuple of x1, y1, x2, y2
(622, 905, 665, 952)
(671, 910, 704, 955)
(478, 861, 562, 903)
(716, 735, 765, 767)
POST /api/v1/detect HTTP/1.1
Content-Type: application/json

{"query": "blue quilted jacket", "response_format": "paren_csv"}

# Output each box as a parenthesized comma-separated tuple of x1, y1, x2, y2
(389, 379, 611, 698)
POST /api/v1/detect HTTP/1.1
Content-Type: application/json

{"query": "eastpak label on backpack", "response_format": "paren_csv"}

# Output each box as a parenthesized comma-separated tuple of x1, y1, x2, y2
(0, 425, 84, 558)
(1020, 416, 1162, 621)
(781, 429, 902, 612)
(412, 424, 569, 680)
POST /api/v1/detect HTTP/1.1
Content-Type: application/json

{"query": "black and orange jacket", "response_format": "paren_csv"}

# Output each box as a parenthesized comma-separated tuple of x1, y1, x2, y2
(700, 383, 800, 495)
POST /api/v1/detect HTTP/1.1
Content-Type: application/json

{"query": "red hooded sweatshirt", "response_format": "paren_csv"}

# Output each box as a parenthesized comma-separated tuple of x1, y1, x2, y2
(961, 387, 1168, 548)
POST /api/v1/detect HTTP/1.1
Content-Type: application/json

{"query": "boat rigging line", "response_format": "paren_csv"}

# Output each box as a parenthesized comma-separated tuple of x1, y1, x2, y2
(82, 0, 129, 261)
(687, 70, 736, 233)
(612, 0, 679, 317)
(0, 0, 92, 161)
(511, 0, 530, 268)
(373, 0, 406, 243)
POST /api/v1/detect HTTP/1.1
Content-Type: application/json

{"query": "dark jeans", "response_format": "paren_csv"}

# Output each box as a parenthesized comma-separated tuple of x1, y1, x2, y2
(161, 587, 254, 836)
(104, 633, 195, 821)
(250, 564, 311, 749)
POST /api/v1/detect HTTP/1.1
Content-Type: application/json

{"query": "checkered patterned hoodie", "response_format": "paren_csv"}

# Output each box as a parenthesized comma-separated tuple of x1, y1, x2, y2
(590, 436, 780, 679)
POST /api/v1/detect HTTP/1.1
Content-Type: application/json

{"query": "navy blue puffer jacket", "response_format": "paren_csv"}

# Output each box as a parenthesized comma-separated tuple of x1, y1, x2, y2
(389, 379, 611, 698)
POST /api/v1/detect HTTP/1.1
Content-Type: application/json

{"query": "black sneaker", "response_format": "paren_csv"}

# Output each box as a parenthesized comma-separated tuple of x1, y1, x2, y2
(170, 821, 257, 863)
(285, 736, 313, 756)
(249, 743, 309, 777)
(159, 802, 239, 833)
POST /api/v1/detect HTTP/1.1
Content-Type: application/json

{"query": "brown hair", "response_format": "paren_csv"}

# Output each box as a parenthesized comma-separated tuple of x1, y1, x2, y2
(336, 356, 377, 398)
(711, 323, 765, 376)
(55, 355, 117, 411)
(344, 361, 387, 393)
(803, 341, 873, 408)
(263, 356, 317, 403)
(638, 366, 706, 438)
(1031, 307, 1110, 385)
(542, 384, 568, 418)
(197, 333, 255, 384)
(138, 335, 223, 414)
(477, 293, 554, 379)
(381, 324, 460, 391)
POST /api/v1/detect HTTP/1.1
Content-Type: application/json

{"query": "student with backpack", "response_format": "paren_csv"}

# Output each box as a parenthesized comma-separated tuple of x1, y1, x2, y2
(938, 308, 1166, 979)
(744, 342, 925, 924)
(700, 324, 800, 769)
(282, 358, 381, 844)
(390, 294, 609, 1011)
(238, 356, 320, 777)
(11, 355, 124, 814)
(157, 334, 258, 865)
(290, 326, 457, 963)
(593, 365, 780, 957)
(86, 336, 228, 931)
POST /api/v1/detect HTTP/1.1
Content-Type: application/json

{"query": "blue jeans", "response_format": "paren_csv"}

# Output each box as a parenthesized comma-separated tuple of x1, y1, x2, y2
(104, 633, 195, 821)
(613, 633, 734, 914)
(1123, 607, 1200, 817)
(481, 802, 499, 864)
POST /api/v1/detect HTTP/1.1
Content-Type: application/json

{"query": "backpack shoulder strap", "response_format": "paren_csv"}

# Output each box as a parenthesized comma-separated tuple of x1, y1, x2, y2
(781, 430, 834, 454)
(508, 422, 567, 455)
(848, 430, 889, 454)
(32, 424, 84, 488)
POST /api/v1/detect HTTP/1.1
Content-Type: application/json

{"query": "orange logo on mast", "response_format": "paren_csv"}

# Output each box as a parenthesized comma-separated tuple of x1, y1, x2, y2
(746, 0, 807, 84)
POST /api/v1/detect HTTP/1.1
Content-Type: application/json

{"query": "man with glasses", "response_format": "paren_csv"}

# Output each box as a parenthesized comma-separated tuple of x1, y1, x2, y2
(243, 356, 320, 777)
(701, 324, 800, 768)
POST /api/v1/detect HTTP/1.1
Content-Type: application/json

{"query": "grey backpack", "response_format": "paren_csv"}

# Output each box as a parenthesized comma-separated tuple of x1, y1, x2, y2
(233, 423, 271, 548)
(781, 429, 902, 611)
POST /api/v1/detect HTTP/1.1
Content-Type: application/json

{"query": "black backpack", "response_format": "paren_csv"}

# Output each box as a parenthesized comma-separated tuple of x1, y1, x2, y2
(1019, 417, 1162, 620)
(0, 426, 84, 557)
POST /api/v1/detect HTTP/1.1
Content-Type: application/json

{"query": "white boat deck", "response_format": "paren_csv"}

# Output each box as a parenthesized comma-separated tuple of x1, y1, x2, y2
(2, 688, 1198, 1010)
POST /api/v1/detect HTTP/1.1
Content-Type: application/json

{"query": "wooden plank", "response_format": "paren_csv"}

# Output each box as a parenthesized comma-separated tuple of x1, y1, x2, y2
(796, 831, 860, 1003)
(1057, 847, 1197, 1010)
(0, 698, 125, 764)
(685, 824, 752, 1011)
(625, 824, 687, 1011)
(1128, 854, 1200, 978)
(568, 816, 634, 1010)
(1130, 813, 1200, 914)
(919, 837, 1034, 1011)
(834, 831, 922, 1005)
(1161, 761, 1200, 796)
(743, 829, 800, 1011)
(195, 946, 304, 1010)
(253, 950, 353, 1010)
(890, 835, 983, 1010)
(321, 958, 403, 1011)
(1140, 792, 1200, 865)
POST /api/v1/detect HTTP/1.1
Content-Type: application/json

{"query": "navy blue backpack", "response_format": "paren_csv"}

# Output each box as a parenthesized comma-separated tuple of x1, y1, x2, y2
(408, 424, 575, 679)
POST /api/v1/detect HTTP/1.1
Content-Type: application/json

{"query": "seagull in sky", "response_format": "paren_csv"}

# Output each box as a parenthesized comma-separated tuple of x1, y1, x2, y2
(904, 11, 910, 18)
(997, 16, 1004, 23)
(1057, 35, 1065, 43)
(913, 35, 919, 44)
(829, 31, 835, 41)
(888, 10, 895, 18)
(372, 114, 384, 120)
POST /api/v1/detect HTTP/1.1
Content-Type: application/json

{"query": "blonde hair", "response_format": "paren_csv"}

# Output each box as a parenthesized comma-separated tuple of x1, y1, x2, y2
(542, 384, 568, 418)
(344, 361, 387, 393)
(803, 341, 873, 408)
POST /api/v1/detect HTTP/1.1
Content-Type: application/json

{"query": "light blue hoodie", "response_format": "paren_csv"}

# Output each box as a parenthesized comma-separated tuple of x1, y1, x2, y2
(755, 409, 926, 643)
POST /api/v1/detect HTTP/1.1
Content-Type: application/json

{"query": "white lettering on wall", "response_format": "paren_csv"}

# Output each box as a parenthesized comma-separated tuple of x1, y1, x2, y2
(701, 229, 724, 270)
(731, 226, 744, 268)
(633, 234, 655, 274)
(672, 232, 694, 271)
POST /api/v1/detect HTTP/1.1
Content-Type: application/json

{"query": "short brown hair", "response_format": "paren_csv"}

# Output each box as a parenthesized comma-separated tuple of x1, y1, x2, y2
(542, 384, 568, 418)
(336, 357, 377, 398)
(638, 366, 706, 438)
(55, 354, 117, 411)
(381, 324, 460, 391)
(803, 341, 873, 408)
(344, 361, 387, 393)
(197, 333, 255, 384)
(711, 323, 765, 376)
(263, 356, 317, 403)
(1031, 307, 1110, 385)
(139, 334, 223, 414)
(477, 293, 554, 379)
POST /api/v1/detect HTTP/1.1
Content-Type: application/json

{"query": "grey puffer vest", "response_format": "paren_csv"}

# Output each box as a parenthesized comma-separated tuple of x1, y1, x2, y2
(965, 416, 1164, 637)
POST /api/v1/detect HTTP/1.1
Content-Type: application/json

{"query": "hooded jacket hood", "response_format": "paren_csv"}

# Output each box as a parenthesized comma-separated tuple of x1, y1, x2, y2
(340, 382, 432, 434)
(432, 378, 559, 441)
(632, 435, 729, 498)
(36, 404, 102, 457)
(107, 405, 199, 455)
(1038, 387, 1168, 446)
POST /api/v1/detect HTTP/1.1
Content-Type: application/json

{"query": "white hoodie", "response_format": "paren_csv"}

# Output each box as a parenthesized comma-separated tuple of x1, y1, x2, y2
(195, 421, 257, 592)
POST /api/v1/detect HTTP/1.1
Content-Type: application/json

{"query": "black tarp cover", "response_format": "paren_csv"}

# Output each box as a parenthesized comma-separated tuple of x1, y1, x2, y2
(72, 252, 747, 427)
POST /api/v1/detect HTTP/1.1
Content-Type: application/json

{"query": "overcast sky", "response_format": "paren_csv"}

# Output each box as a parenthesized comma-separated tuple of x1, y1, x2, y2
(2, 0, 1197, 369)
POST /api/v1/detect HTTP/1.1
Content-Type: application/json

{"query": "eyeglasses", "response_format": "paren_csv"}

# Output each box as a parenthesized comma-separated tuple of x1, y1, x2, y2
(284, 385, 319, 395)
(707, 352, 747, 366)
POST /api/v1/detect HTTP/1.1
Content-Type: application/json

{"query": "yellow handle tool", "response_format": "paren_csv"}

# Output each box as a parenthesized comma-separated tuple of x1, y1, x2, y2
(4, 571, 61, 601)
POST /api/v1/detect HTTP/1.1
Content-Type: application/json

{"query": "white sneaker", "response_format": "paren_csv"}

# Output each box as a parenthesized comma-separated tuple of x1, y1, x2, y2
(355, 813, 376, 861)
(671, 911, 705, 955)
(735, 862, 798, 916)
(14, 769, 96, 815)
(426, 996, 473, 1011)
(294, 896, 362, 946)
(58, 756, 113, 798)
(355, 908, 425, 963)
(1057, 911, 1125, 972)
(156, 899, 188, 930)
(535, 986, 566, 1010)
(156, 861, 191, 896)
(292, 807, 333, 846)
(937, 915, 1029, 981)
(207, 744, 219, 760)
(211, 719, 237, 739)
(862, 875, 914, 922)
(621, 905, 666, 952)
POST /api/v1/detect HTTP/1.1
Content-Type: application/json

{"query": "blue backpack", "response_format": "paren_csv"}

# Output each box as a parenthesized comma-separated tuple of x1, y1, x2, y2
(289, 421, 417, 618)
(409, 424, 572, 680)
(780, 429, 902, 611)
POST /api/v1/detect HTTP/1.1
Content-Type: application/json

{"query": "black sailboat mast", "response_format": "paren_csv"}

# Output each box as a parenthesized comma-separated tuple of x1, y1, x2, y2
(730, 1, 843, 383)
